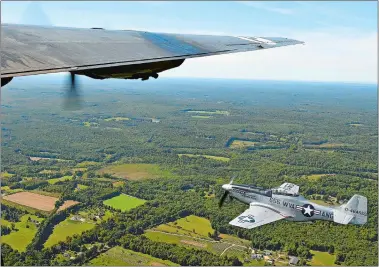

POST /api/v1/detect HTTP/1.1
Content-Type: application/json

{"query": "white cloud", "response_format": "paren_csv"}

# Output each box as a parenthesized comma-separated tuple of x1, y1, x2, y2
(161, 29, 377, 83)
(237, 1, 295, 15)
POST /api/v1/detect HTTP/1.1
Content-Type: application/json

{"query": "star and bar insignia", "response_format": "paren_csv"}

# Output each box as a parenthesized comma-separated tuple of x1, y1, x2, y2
(296, 204, 321, 217)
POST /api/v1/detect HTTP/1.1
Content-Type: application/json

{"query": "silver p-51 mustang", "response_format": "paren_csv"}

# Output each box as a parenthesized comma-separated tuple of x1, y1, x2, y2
(219, 177, 367, 229)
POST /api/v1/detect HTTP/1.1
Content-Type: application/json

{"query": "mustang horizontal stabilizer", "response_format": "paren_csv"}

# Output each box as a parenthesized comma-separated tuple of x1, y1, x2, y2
(334, 195, 367, 225)
(229, 203, 291, 229)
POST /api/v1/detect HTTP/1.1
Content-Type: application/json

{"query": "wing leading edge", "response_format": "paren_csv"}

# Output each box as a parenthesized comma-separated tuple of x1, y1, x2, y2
(1, 24, 304, 78)
(229, 203, 292, 229)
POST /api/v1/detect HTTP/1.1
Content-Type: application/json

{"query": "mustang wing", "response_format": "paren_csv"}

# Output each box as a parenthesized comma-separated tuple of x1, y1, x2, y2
(229, 203, 291, 229)
(276, 182, 300, 195)
(1, 24, 303, 78)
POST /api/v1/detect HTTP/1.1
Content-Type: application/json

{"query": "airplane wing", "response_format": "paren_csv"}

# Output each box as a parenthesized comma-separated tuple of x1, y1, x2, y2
(1, 24, 304, 81)
(275, 182, 300, 196)
(229, 203, 292, 229)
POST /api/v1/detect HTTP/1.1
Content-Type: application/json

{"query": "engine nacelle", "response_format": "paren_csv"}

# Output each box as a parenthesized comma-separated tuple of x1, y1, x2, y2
(76, 59, 185, 81)
(1, 77, 13, 87)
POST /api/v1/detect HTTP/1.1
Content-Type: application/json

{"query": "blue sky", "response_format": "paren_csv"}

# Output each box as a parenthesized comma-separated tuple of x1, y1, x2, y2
(2, 1, 377, 83)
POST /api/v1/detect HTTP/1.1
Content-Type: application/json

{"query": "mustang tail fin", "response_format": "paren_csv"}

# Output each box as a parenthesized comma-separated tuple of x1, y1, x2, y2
(333, 195, 367, 225)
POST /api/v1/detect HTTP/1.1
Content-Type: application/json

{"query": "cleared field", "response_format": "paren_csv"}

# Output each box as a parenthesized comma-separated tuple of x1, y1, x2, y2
(98, 163, 170, 180)
(153, 215, 214, 238)
(112, 181, 125, 188)
(29, 157, 69, 162)
(44, 218, 95, 248)
(305, 174, 335, 181)
(304, 143, 348, 149)
(3, 192, 58, 211)
(187, 110, 230, 115)
(1, 185, 10, 191)
(103, 194, 146, 212)
(146, 215, 250, 257)
(230, 140, 256, 149)
(178, 154, 230, 162)
(76, 184, 89, 191)
(89, 246, 177, 266)
(145, 231, 248, 258)
(104, 117, 130, 121)
(191, 115, 211, 119)
(3, 191, 79, 212)
(1, 214, 44, 252)
(145, 231, 211, 250)
(310, 250, 336, 266)
(47, 175, 73, 185)
(83, 122, 99, 127)
(57, 200, 80, 212)
(1, 172, 14, 178)
(219, 234, 251, 247)
(76, 161, 99, 167)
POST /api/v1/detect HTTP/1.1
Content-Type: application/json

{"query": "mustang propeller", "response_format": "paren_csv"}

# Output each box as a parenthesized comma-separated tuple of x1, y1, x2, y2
(63, 72, 82, 110)
(219, 175, 237, 208)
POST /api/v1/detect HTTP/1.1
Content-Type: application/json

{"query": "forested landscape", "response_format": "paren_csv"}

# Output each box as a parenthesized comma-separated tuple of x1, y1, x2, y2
(1, 77, 377, 266)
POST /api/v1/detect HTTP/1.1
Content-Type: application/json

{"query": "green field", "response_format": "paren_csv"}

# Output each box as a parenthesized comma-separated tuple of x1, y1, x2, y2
(103, 194, 146, 212)
(98, 163, 171, 180)
(47, 175, 73, 184)
(75, 184, 89, 191)
(310, 250, 336, 266)
(1, 172, 14, 178)
(76, 161, 99, 167)
(154, 215, 214, 237)
(305, 174, 333, 181)
(83, 122, 99, 127)
(145, 231, 248, 257)
(145, 231, 211, 250)
(146, 215, 250, 257)
(178, 154, 230, 162)
(1, 215, 44, 252)
(89, 246, 177, 266)
(44, 217, 96, 248)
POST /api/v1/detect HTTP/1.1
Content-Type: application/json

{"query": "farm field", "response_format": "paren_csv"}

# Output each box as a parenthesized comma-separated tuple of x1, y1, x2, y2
(309, 250, 336, 266)
(178, 154, 230, 162)
(44, 217, 96, 248)
(1, 215, 44, 252)
(57, 200, 80, 212)
(145, 215, 250, 258)
(229, 140, 256, 149)
(88, 246, 177, 266)
(153, 215, 214, 238)
(98, 163, 170, 180)
(103, 194, 146, 212)
(3, 192, 58, 211)
(3, 191, 79, 212)
(47, 175, 73, 184)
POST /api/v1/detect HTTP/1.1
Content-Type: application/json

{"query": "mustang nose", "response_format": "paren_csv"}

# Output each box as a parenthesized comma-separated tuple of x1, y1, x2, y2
(222, 184, 232, 191)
